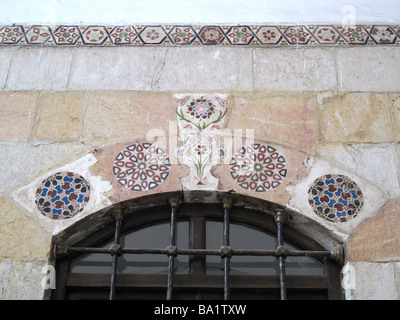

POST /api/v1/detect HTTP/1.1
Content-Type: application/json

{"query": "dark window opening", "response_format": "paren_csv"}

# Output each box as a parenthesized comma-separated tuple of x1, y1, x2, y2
(52, 198, 343, 300)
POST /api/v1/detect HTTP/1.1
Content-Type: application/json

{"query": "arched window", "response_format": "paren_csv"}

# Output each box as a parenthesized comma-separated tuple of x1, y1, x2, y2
(52, 196, 343, 300)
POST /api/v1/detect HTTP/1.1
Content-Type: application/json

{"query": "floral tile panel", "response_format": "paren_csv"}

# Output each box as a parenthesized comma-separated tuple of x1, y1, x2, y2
(175, 94, 229, 190)
(308, 174, 363, 223)
(35, 172, 91, 220)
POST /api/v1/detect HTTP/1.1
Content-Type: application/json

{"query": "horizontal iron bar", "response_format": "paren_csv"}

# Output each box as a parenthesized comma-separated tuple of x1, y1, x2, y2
(68, 247, 111, 254)
(66, 273, 329, 289)
(68, 246, 333, 258)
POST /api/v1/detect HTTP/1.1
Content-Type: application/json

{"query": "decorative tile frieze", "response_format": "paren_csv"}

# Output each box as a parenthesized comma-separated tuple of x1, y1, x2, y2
(255, 26, 283, 45)
(225, 26, 255, 45)
(0, 24, 398, 46)
(308, 174, 364, 223)
(138, 25, 169, 44)
(370, 25, 398, 44)
(51, 25, 82, 45)
(113, 142, 171, 191)
(198, 26, 225, 45)
(35, 172, 91, 220)
(283, 25, 314, 44)
(24, 25, 51, 44)
(81, 26, 109, 45)
(0, 25, 24, 44)
(340, 25, 369, 44)
(109, 26, 138, 45)
(313, 25, 341, 44)
(168, 26, 197, 44)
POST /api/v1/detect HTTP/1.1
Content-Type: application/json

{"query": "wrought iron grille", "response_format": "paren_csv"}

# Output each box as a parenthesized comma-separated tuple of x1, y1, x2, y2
(57, 196, 344, 300)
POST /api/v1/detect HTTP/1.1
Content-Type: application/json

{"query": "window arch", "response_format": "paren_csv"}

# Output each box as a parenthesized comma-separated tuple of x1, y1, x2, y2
(52, 195, 344, 300)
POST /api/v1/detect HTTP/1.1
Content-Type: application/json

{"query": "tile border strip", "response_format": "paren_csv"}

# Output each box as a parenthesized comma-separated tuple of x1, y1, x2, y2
(0, 24, 399, 47)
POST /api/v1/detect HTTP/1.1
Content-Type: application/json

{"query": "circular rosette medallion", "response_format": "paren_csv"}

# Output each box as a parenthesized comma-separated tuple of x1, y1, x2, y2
(35, 172, 91, 220)
(308, 174, 364, 223)
(229, 144, 287, 192)
(113, 142, 171, 191)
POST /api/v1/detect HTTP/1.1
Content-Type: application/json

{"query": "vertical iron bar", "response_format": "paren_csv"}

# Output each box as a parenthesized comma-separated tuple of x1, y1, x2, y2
(276, 221, 286, 300)
(167, 197, 180, 300)
(223, 206, 230, 300)
(189, 216, 206, 274)
(222, 196, 233, 300)
(110, 207, 123, 300)
(275, 209, 289, 301)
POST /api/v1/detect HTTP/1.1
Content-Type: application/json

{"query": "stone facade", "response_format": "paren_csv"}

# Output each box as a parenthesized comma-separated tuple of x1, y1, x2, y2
(0, 24, 400, 299)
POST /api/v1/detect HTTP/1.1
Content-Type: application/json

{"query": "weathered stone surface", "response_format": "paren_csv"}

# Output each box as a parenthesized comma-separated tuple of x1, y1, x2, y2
(346, 200, 400, 262)
(389, 94, 400, 143)
(68, 47, 253, 91)
(5, 47, 74, 90)
(396, 145, 400, 195)
(154, 47, 253, 91)
(82, 91, 175, 146)
(0, 42, 397, 301)
(0, 48, 14, 90)
(314, 144, 400, 198)
(337, 47, 400, 92)
(318, 93, 394, 143)
(33, 91, 85, 141)
(0, 197, 51, 259)
(344, 262, 399, 300)
(68, 47, 151, 91)
(254, 48, 337, 91)
(0, 258, 48, 300)
(0, 91, 38, 140)
(394, 263, 400, 297)
(0, 141, 86, 194)
(226, 93, 319, 151)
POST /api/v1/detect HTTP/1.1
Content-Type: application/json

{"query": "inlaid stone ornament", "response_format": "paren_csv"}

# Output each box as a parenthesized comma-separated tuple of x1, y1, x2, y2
(175, 94, 229, 190)
(230, 144, 287, 192)
(308, 174, 364, 223)
(35, 172, 91, 220)
(113, 142, 171, 191)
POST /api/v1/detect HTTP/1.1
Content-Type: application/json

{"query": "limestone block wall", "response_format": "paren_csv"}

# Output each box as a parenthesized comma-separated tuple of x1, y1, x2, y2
(0, 24, 400, 299)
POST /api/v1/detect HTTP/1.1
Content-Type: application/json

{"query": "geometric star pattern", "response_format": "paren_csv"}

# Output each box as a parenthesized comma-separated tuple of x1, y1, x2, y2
(0, 24, 398, 46)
